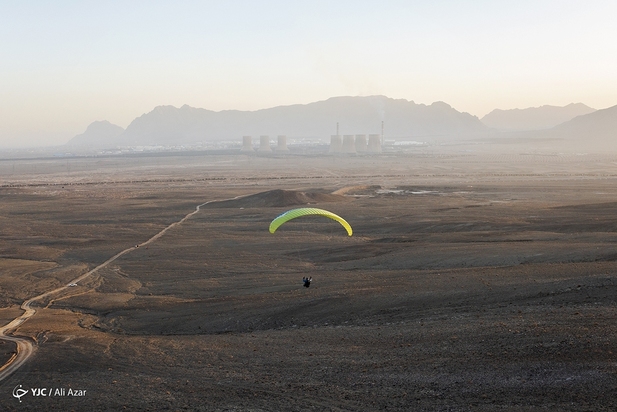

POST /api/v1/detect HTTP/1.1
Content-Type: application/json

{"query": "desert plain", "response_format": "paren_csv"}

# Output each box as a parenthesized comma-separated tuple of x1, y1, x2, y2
(1, 149, 617, 411)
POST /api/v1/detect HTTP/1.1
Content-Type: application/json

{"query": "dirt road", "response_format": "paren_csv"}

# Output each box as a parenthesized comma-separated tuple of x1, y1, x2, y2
(0, 195, 243, 382)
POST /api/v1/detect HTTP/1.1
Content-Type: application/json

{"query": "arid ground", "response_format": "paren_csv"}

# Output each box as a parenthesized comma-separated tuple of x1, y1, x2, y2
(1, 151, 617, 411)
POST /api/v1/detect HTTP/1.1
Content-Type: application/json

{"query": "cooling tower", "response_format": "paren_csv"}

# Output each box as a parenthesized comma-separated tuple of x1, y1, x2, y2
(241, 136, 253, 152)
(342, 135, 356, 153)
(259, 135, 272, 152)
(368, 134, 382, 153)
(275, 135, 289, 152)
(355, 134, 367, 152)
(329, 135, 342, 153)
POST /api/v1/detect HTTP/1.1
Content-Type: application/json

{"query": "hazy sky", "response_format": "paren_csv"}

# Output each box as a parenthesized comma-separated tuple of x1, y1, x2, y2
(2, 0, 616, 147)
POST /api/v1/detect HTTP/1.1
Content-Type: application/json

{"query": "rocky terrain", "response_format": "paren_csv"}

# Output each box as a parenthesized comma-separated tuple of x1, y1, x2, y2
(1, 152, 616, 410)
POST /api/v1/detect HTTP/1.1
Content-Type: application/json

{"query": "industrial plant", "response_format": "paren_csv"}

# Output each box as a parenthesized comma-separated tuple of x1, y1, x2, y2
(241, 123, 383, 154)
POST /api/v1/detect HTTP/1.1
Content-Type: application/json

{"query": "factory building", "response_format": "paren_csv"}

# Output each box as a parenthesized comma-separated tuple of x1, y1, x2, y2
(355, 134, 367, 152)
(342, 135, 356, 153)
(329, 135, 342, 153)
(275, 135, 289, 152)
(368, 134, 382, 153)
(259, 135, 272, 152)
(241, 136, 253, 152)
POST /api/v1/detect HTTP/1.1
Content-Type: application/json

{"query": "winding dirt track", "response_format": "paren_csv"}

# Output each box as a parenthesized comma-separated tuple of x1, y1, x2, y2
(0, 195, 243, 382)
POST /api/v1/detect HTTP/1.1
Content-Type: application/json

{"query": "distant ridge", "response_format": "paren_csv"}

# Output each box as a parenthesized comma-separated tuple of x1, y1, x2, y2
(550, 104, 617, 149)
(68, 96, 488, 147)
(67, 120, 124, 147)
(481, 103, 595, 131)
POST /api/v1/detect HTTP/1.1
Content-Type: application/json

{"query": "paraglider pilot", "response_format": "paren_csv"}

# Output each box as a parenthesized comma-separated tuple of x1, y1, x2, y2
(302, 277, 312, 288)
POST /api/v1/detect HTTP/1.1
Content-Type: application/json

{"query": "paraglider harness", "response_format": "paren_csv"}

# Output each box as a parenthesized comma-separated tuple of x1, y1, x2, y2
(302, 277, 312, 288)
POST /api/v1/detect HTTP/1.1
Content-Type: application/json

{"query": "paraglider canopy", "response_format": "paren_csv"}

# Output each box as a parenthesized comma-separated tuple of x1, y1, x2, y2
(269, 207, 353, 236)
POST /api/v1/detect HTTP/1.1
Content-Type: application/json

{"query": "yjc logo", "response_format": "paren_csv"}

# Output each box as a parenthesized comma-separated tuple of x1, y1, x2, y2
(11, 384, 87, 401)
(12, 384, 28, 402)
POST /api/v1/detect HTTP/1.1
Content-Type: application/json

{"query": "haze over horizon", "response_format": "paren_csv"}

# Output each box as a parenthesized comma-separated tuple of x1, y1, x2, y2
(2, 1, 617, 148)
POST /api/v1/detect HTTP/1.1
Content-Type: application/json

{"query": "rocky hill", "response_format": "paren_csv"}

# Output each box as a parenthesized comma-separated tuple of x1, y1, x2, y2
(481, 103, 595, 131)
(550, 104, 617, 150)
(67, 120, 124, 147)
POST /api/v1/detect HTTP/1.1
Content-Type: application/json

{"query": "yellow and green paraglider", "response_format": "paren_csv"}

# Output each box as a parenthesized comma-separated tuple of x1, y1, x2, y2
(269, 208, 353, 236)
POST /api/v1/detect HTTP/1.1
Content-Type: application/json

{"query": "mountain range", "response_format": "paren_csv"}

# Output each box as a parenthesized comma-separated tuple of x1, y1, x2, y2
(68, 96, 487, 147)
(67, 96, 616, 150)
(481, 103, 596, 131)
(548, 104, 617, 149)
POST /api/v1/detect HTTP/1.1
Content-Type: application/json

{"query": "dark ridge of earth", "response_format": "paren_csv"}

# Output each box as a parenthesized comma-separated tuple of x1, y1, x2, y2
(205, 189, 349, 208)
